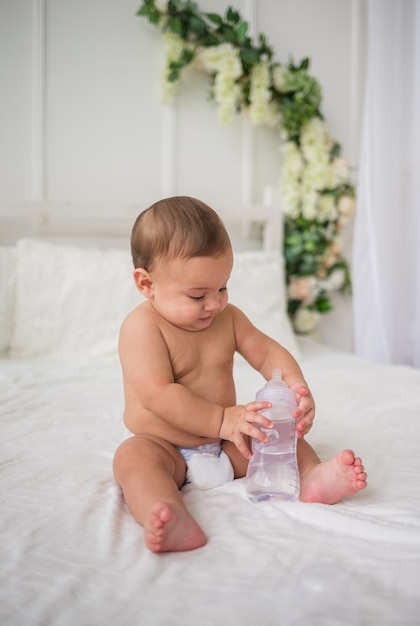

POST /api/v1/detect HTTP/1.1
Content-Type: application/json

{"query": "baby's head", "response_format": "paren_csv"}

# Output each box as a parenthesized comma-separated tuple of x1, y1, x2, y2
(131, 196, 232, 270)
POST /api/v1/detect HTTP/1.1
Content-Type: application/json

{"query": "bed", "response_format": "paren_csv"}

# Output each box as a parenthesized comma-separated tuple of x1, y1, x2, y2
(1, 208, 419, 626)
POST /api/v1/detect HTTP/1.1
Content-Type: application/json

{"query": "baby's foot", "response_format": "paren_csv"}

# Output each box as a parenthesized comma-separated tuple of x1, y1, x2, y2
(144, 502, 207, 553)
(300, 449, 367, 505)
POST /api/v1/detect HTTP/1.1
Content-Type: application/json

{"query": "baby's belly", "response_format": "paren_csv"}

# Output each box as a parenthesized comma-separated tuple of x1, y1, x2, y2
(124, 409, 221, 448)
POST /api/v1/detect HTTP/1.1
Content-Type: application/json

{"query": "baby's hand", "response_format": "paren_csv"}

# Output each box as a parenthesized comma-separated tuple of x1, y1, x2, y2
(290, 383, 315, 438)
(219, 402, 273, 459)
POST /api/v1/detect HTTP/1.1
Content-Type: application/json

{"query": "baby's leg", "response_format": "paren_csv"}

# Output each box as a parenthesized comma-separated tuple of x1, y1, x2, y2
(297, 439, 367, 504)
(113, 435, 207, 552)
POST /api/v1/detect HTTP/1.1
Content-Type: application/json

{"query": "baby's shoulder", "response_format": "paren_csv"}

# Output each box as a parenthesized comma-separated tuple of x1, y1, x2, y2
(120, 301, 156, 333)
(225, 302, 250, 324)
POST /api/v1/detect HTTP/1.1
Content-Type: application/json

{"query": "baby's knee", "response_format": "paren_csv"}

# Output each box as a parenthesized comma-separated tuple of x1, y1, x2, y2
(113, 435, 180, 483)
(112, 435, 148, 482)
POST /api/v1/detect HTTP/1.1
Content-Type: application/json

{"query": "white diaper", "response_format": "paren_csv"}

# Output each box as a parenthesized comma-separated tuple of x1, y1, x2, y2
(178, 441, 234, 490)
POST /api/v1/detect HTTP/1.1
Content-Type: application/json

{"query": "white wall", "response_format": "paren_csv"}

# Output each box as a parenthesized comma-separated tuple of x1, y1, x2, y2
(0, 0, 366, 350)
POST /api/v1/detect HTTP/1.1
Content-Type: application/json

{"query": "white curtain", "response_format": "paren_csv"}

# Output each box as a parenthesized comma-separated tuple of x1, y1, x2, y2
(353, 0, 420, 367)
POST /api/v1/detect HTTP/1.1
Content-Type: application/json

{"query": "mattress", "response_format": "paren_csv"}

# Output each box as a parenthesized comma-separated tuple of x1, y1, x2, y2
(1, 339, 419, 625)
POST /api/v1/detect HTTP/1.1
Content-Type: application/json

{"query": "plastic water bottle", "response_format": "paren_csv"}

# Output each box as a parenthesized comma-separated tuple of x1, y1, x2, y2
(246, 369, 300, 502)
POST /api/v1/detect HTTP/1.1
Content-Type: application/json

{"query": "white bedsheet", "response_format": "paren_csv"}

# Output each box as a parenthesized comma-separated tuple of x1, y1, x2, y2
(1, 341, 420, 625)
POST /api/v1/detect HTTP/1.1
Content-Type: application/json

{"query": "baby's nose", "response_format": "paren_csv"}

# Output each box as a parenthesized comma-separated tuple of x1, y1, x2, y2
(204, 294, 221, 311)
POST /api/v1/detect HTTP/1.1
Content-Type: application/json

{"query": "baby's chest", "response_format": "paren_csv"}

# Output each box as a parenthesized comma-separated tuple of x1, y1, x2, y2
(167, 325, 235, 379)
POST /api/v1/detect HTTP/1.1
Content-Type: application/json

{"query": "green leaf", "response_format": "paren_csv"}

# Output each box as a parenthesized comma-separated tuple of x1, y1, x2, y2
(222, 26, 236, 43)
(170, 17, 183, 34)
(167, 1, 178, 18)
(205, 12, 223, 25)
(315, 296, 333, 313)
(236, 21, 248, 39)
(202, 33, 220, 47)
(226, 7, 241, 24)
(240, 47, 260, 67)
(179, 48, 195, 65)
(136, 1, 160, 24)
(298, 57, 310, 70)
(167, 68, 179, 82)
(331, 141, 342, 159)
(189, 15, 207, 37)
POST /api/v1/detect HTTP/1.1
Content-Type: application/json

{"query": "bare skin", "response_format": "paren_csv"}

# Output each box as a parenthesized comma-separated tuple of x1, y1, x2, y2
(300, 448, 367, 504)
(142, 452, 367, 552)
(113, 251, 367, 553)
(114, 437, 367, 552)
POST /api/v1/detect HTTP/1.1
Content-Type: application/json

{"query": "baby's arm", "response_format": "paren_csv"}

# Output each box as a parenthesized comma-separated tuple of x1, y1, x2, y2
(119, 306, 273, 448)
(230, 305, 316, 438)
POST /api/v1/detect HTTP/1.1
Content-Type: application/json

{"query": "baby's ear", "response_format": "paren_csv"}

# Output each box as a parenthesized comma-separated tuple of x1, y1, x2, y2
(133, 268, 154, 298)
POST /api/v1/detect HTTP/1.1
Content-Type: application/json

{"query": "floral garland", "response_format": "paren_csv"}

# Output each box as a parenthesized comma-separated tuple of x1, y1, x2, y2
(138, 0, 355, 334)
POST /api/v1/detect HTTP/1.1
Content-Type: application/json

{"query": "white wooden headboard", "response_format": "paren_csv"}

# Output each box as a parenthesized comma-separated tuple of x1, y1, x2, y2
(0, 200, 282, 253)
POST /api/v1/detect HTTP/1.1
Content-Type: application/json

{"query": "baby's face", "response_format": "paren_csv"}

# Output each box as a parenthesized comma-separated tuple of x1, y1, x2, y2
(148, 250, 233, 331)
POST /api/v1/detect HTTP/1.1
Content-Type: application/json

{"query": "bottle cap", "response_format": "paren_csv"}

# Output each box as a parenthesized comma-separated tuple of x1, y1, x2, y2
(256, 369, 297, 411)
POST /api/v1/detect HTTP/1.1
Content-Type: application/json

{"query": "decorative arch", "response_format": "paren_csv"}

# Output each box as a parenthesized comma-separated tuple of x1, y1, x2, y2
(138, 1, 355, 333)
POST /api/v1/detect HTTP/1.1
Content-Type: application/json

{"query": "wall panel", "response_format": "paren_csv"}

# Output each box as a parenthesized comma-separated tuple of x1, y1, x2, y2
(0, 0, 366, 349)
(0, 0, 34, 200)
(44, 0, 163, 203)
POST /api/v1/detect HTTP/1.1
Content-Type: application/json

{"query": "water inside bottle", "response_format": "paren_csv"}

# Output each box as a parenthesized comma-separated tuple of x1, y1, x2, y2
(253, 418, 296, 454)
(246, 371, 300, 502)
(247, 451, 299, 502)
(247, 420, 300, 502)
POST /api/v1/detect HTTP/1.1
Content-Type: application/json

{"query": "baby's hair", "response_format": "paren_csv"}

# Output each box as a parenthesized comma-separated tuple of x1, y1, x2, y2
(131, 196, 232, 269)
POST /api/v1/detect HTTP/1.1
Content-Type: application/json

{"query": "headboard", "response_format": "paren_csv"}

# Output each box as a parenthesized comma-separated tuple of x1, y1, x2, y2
(0, 197, 300, 360)
(0, 199, 282, 253)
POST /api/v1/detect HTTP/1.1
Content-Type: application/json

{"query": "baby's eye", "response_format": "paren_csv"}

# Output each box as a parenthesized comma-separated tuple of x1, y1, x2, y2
(219, 287, 228, 293)
(190, 295, 205, 301)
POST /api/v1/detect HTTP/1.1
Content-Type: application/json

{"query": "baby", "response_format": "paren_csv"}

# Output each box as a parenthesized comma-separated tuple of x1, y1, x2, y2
(113, 196, 367, 552)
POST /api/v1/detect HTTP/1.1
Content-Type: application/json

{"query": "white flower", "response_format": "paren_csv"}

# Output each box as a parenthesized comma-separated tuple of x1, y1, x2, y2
(164, 32, 184, 63)
(261, 102, 282, 128)
(300, 118, 329, 163)
(272, 64, 286, 92)
(302, 162, 331, 197)
(281, 141, 304, 216)
(199, 43, 243, 124)
(321, 268, 346, 292)
(337, 195, 355, 227)
(293, 307, 320, 333)
(282, 141, 304, 173)
(215, 77, 241, 124)
(317, 194, 337, 222)
(249, 60, 272, 125)
(161, 33, 185, 102)
(281, 191, 301, 219)
(301, 189, 319, 220)
(288, 276, 319, 304)
(331, 157, 351, 186)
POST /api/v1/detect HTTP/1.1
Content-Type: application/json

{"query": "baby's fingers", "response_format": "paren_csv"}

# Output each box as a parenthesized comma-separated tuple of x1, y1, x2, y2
(233, 435, 253, 460)
(296, 419, 310, 438)
(233, 421, 269, 459)
(295, 411, 314, 438)
(245, 401, 273, 428)
(243, 407, 273, 443)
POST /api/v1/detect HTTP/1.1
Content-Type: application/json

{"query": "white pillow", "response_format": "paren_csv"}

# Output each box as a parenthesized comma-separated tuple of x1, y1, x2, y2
(0, 246, 17, 354)
(229, 251, 300, 359)
(10, 240, 299, 361)
(11, 239, 141, 359)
